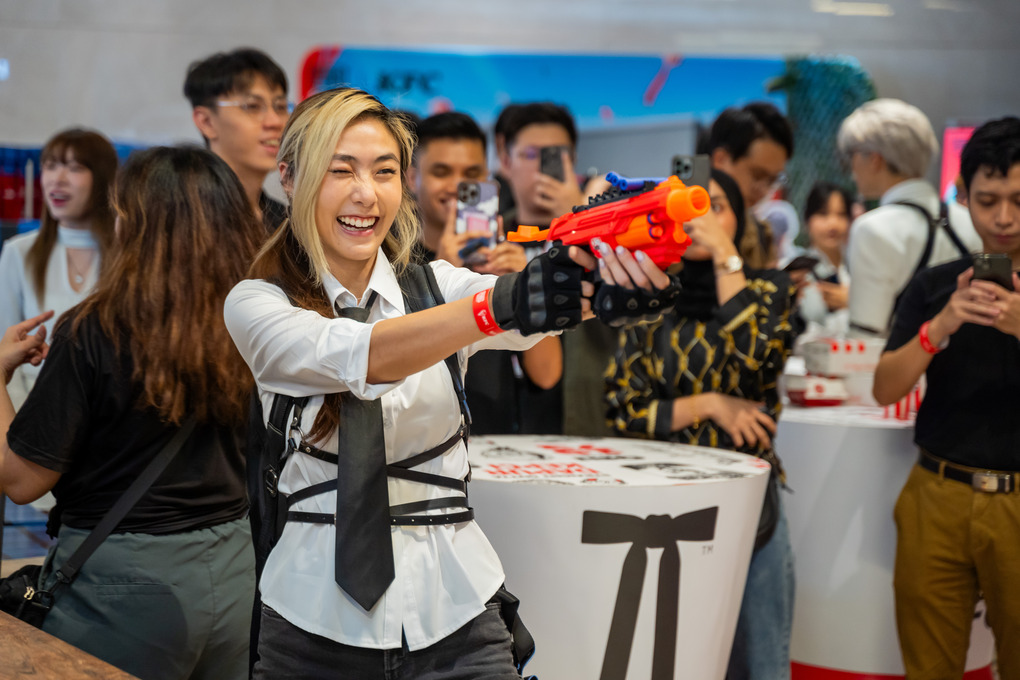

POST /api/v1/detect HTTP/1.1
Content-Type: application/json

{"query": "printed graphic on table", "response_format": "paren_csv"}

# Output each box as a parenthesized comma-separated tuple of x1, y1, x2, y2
(468, 435, 769, 679)
(470, 435, 771, 485)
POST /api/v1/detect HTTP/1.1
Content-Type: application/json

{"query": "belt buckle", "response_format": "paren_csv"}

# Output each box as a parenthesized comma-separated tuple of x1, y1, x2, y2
(972, 472, 1010, 493)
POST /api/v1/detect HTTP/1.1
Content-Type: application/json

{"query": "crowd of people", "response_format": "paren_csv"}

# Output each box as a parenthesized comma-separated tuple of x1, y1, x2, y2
(1, 44, 1019, 680)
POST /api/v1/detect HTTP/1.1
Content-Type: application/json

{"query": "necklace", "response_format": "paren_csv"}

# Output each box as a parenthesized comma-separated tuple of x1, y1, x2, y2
(67, 250, 95, 287)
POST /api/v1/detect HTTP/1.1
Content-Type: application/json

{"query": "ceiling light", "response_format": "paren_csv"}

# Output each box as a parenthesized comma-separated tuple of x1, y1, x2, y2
(812, 0, 895, 16)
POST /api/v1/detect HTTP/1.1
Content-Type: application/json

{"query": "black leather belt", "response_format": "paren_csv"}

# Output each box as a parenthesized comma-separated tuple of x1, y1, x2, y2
(919, 449, 1017, 494)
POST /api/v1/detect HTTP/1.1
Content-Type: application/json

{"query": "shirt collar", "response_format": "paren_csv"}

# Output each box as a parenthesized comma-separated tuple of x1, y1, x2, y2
(879, 179, 938, 209)
(321, 252, 405, 315)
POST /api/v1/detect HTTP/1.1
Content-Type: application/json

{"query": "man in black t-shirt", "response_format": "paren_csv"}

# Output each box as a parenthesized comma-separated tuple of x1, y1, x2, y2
(874, 117, 1020, 679)
(184, 48, 290, 232)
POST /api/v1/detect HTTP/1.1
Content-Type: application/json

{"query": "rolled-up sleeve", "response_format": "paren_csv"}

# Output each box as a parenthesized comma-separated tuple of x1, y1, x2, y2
(224, 280, 399, 401)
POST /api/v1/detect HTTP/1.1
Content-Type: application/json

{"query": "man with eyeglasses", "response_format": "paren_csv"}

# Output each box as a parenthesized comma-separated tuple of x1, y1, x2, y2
(838, 99, 981, 337)
(496, 102, 622, 438)
(701, 102, 794, 269)
(184, 47, 290, 232)
(497, 102, 593, 253)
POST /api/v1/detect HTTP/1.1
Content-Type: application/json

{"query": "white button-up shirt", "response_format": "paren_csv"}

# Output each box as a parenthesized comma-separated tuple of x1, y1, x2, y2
(224, 255, 546, 651)
(847, 179, 980, 337)
(0, 230, 100, 408)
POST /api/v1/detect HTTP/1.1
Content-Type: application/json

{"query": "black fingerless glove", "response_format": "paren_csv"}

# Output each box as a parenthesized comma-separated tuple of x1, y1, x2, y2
(593, 274, 681, 327)
(491, 244, 585, 335)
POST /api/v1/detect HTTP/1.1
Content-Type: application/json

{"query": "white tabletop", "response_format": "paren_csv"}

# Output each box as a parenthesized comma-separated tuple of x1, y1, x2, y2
(781, 404, 914, 429)
(469, 435, 771, 486)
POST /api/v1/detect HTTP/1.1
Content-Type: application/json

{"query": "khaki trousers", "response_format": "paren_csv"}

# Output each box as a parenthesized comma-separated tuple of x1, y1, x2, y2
(894, 462, 1020, 679)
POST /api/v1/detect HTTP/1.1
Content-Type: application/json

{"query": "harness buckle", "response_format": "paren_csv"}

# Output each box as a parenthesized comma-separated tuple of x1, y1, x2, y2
(264, 467, 280, 497)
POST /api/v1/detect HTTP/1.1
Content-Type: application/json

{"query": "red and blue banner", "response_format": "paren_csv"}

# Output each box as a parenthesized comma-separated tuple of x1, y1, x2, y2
(299, 47, 787, 129)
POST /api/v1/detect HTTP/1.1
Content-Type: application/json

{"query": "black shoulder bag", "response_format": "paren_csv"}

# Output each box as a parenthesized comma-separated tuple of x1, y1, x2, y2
(0, 418, 196, 628)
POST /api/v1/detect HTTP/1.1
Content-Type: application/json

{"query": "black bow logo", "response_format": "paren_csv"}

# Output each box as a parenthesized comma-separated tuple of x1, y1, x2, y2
(581, 507, 719, 680)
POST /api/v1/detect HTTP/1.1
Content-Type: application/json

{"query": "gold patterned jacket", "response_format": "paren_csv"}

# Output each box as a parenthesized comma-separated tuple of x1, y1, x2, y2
(605, 269, 797, 473)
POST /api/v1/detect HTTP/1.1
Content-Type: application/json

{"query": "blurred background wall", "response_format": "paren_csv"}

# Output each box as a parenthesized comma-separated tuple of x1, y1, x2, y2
(0, 0, 1015, 190)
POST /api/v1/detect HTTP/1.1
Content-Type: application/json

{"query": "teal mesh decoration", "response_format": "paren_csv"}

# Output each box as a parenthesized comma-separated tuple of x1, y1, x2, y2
(768, 56, 875, 246)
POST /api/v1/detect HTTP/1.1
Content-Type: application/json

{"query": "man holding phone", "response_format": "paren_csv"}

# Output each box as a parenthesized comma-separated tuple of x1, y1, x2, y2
(873, 117, 1020, 678)
(408, 111, 563, 435)
(497, 102, 623, 436)
(407, 112, 491, 263)
(496, 102, 587, 249)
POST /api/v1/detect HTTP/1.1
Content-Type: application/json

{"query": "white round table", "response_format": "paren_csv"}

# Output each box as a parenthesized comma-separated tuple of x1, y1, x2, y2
(468, 435, 770, 680)
(778, 405, 995, 679)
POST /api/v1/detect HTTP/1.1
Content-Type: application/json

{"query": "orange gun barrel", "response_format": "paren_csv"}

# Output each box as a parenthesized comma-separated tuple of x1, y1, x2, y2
(506, 175, 710, 268)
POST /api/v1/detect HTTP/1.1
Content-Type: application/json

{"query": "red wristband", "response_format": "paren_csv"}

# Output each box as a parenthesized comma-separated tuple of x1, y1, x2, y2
(918, 320, 946, 354)
(472, 288, 504, 336)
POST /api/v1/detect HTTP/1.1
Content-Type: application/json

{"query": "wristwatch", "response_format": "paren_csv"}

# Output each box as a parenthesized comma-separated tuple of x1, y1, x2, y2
(716, 254, 743, 275)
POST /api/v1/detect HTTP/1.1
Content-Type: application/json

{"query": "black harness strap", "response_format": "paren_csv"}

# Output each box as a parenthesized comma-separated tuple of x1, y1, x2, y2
(895, 201, 969, 279)
(385, 467, 467, 493)
(388, 497, 467, 515)
(288, 509, 475, 527)
(270, 263, 474, 533)
(295, 424, 465, 469)
(887, 201, 970, 331)
(403, 263, 473, 429)
(391, 425, 467, 469)
(285, 480, 334, 507)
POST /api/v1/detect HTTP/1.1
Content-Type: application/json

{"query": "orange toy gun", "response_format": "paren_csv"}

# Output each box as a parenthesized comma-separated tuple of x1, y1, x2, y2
(507, 173, 710, 268)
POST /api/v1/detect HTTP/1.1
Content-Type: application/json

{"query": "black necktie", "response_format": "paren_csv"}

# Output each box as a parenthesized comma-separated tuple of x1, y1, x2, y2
(334, 292, 394, 611)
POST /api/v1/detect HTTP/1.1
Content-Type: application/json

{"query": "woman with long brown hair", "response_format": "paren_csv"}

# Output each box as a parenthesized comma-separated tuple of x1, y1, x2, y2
(0, 145, 265, 680)
(0, 128, 118, 409)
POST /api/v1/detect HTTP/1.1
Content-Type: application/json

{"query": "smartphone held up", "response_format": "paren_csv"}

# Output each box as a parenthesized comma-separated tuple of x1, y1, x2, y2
(539, 146, 568, 182)
(456, 180, 499, 265)
(972, 253, 1014, 291)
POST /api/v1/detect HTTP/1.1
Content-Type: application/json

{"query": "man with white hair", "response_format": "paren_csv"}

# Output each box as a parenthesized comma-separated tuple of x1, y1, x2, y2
(840, 99, 981, 337)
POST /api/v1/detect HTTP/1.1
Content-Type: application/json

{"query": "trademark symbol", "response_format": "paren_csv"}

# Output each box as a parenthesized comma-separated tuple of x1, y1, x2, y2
(702, 545, 713, 555)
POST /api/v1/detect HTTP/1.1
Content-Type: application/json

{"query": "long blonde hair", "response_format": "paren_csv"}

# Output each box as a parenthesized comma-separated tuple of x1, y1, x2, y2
(248, 87, 420, 442)
(253, 87, 419, 287)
